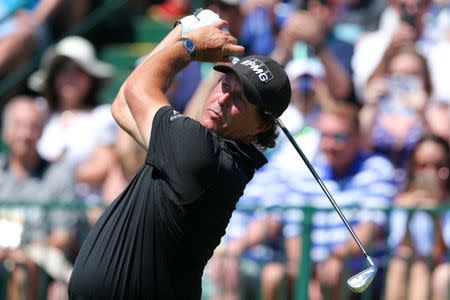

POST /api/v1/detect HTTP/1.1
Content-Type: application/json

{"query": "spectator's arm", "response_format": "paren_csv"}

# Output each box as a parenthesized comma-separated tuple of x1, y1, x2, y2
(48, 230, 72, 250)
(276, 11, 352, 99)
(270, 35, 293, 66)
(241, 0, 278, 15)
(359, 77, 388, 150)
(13, 0, 63, 33)
(76, 144, 117, 186)
(246, 215, 282, 247)
(28, 0, 63, 25)
(285, 236, 302, 276)
(47, 210, 78, 251)
(332, 222, 383, 259)
(315, 47, 352, 100)
(227, 215, 282, 256)
(359, 104, 378, 151)
(431, 215, 447, 262)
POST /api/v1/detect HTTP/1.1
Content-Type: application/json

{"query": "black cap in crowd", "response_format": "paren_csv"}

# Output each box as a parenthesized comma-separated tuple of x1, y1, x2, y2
(214, 55, 291, 118)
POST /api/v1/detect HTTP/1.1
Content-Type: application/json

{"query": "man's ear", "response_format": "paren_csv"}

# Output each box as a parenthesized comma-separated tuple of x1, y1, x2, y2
(254, 122, 272, 136)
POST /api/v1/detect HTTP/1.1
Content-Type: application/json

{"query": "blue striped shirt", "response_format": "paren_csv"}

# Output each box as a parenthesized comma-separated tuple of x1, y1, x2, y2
(224, 125, 320, 263)
(282, 152, 398, 264)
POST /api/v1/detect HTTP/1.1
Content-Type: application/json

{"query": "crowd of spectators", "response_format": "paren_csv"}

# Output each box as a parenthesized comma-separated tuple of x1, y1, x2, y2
(0, 0, 449, 299)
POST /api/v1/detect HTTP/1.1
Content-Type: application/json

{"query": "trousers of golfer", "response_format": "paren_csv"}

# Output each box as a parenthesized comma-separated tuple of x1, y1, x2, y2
(68, 18, 291, 299)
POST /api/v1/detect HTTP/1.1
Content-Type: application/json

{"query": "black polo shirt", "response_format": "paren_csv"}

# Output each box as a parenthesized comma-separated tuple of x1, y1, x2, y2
(68, 106, 267, 299)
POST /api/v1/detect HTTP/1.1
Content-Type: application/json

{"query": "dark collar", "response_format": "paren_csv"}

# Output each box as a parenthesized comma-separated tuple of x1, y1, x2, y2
(223, 139, 268, 170)
(1, 155, 50, 179)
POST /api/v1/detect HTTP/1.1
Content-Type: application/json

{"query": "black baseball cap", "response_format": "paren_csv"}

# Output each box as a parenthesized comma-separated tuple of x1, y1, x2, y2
(214, 55, 291, 118)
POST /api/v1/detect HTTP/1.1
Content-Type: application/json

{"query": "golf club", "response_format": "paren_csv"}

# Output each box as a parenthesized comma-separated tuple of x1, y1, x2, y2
(276, 119, 377, 293)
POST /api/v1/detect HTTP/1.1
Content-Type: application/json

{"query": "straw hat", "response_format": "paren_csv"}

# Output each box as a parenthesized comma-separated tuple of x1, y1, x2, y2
(28, 36, 115, 92)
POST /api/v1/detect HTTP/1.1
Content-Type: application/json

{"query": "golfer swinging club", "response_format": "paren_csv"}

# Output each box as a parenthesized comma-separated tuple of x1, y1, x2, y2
(68, 15, 291, 299)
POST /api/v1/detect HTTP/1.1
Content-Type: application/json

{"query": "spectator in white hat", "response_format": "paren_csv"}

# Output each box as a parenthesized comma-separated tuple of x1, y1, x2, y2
(28, 36, 118, 217)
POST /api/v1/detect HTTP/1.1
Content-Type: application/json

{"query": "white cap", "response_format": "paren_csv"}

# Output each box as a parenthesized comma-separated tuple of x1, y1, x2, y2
(285, 58, 325, 81)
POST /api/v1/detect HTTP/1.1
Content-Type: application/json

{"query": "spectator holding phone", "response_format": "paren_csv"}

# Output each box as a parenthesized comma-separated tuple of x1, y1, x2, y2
(351, 0, 432, 98)
(360, 46, 432, 183)
(384, 134, 450, 300)
(27, 36, 118, 211)
(273, 0, 354, 101)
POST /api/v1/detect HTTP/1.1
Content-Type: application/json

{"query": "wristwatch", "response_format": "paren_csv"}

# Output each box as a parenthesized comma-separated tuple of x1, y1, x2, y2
(178, 37, 196, 58)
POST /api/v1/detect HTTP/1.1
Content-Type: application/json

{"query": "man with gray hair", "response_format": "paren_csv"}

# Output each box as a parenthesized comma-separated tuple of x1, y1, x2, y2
(0, 95, 78, 299)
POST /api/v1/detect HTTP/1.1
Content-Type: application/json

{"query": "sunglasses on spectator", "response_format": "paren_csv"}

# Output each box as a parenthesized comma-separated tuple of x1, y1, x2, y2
(416, 164, 450, 181)
(398, 2, 427, 10)
(320, 132, 351, 142)
(414, 160, 447, 170)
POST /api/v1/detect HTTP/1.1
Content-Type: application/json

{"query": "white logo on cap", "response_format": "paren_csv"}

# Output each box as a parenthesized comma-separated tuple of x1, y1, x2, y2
(240, 58, 274, 83)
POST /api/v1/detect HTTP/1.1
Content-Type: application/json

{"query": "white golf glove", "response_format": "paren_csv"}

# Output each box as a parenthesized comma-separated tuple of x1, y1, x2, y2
(175, 9, 225, 36)
(175, 15, 202, 36)
(195, 9, 223, 27)
(175, 9, 239, 63)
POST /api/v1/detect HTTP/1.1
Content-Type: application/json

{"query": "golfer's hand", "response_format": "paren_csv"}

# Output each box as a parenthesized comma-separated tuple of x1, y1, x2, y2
(185, 20, 244, 62)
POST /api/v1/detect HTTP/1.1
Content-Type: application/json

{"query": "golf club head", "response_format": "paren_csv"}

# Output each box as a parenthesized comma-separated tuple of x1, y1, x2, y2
(347, 265, 377, 293)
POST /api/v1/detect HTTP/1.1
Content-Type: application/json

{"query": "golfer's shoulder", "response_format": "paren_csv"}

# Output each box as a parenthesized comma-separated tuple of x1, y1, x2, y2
(155, 107, 221, 161)
(154, 106, 199, 130)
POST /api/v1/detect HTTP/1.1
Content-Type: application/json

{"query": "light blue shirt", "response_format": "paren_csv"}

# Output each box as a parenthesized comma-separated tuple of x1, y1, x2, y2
(282, 152, 398, 263)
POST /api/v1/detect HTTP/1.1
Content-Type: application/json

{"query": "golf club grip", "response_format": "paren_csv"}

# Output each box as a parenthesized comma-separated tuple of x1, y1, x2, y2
(276, 120, 370, 258)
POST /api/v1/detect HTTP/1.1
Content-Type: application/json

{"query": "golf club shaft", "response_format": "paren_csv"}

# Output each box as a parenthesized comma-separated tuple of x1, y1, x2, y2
(276, 119, 372, 261)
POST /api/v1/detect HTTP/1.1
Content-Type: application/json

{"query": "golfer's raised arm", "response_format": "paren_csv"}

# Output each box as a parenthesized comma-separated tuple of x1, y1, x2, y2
(111, 24, 184, 149)
(113, 20, 244, 150)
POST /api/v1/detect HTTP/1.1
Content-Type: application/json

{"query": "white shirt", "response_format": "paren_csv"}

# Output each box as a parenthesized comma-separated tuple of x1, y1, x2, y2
(352, 6, 450, 101)
(38, 104, 117, 164)
(38, 104, 118, 204)
(351, 7, 400, 99)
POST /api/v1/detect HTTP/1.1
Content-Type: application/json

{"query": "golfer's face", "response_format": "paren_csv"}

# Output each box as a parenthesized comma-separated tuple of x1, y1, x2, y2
(200, 72, 264, 142)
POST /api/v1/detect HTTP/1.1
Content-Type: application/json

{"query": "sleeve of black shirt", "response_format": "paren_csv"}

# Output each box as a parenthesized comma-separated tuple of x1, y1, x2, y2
(146, 106, 220, 204)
